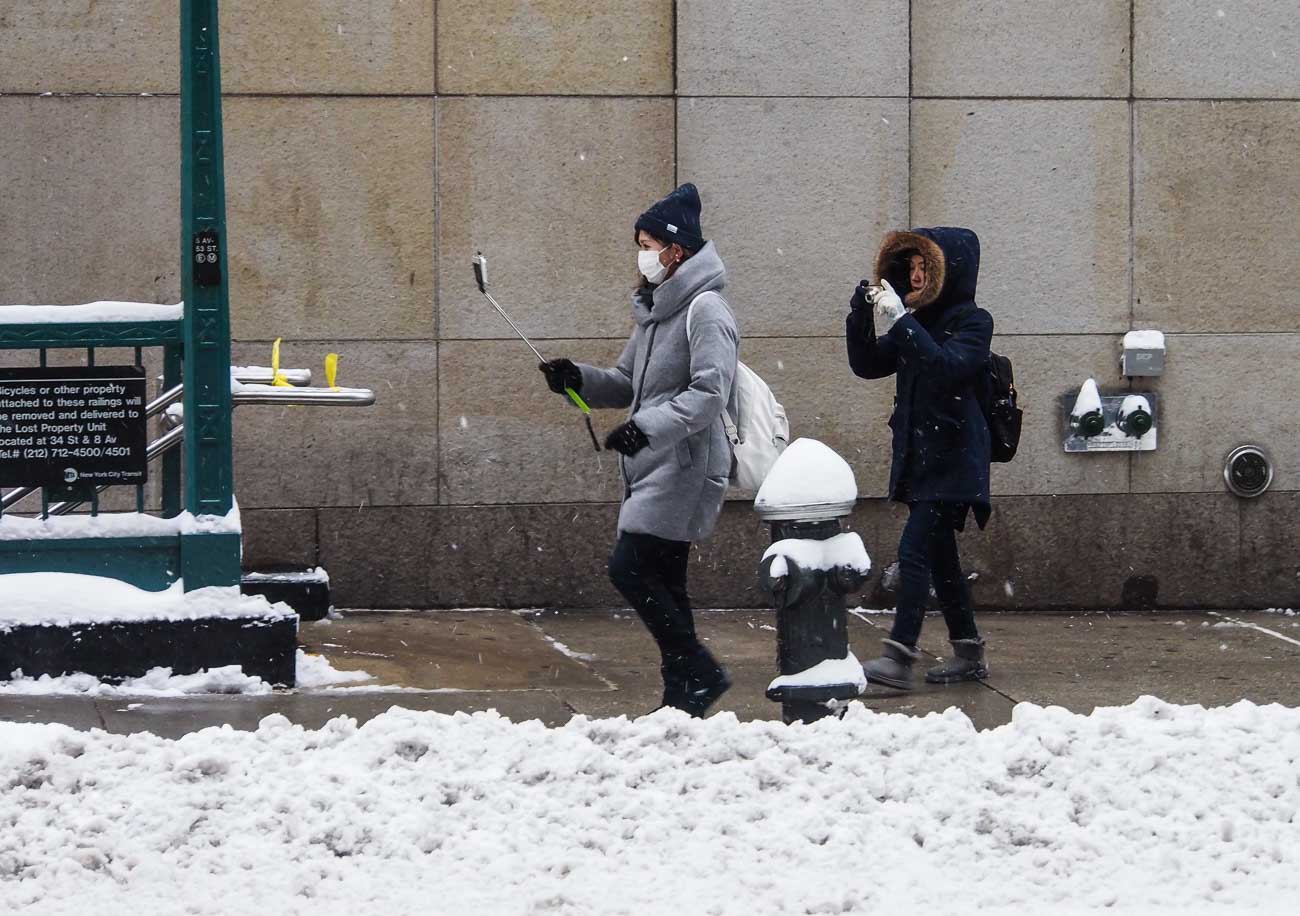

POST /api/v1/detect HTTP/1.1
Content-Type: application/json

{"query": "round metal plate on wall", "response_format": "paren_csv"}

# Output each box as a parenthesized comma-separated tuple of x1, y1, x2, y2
(1224, 446, 1274, 499)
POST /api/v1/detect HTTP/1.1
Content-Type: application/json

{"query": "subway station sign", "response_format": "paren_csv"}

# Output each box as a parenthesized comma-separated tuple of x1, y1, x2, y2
(0, 367, 149, 487)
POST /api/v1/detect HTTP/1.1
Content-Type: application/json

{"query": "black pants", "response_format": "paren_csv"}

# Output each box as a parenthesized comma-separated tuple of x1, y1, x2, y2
(608, 532, 700, 659)
(889, 501, 980, 648)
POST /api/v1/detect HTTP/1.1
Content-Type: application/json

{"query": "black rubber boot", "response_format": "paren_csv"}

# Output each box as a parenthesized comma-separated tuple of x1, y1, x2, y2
(679, 647, 731, 717)
(862, 639, 919, 690)
(925, 638, 988, 684)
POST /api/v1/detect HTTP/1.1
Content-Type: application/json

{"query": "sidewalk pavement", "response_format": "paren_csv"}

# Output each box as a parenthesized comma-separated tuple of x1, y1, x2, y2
(3, 609, 1298, 738)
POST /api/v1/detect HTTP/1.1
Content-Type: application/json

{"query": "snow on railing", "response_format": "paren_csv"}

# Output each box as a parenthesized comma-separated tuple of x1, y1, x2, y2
(0, 302, 183, 324)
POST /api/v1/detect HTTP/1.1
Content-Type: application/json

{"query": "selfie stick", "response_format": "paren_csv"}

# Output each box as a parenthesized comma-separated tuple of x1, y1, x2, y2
(472, 252, 600, 452)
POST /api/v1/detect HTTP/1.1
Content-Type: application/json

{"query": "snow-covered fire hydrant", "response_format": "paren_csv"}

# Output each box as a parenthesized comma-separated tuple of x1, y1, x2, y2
(754, 439, 870, 724)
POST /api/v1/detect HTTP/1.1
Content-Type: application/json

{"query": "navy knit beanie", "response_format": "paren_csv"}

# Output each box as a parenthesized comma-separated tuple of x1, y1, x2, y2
(634, 183, 705, 252)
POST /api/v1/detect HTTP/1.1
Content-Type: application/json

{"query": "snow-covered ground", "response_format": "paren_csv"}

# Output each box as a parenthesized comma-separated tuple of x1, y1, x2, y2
(0, 651, 369, 697)
(2, 698, 1298, 915)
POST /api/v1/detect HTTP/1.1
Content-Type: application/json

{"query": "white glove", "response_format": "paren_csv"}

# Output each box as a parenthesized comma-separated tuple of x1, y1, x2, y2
(870, 278, 906, 333)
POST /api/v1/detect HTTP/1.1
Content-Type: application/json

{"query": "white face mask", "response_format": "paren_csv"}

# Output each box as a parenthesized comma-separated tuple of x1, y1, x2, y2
(637, 248, 669, 285)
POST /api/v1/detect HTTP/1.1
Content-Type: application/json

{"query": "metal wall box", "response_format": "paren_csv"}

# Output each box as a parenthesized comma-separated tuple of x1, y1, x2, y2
(1122, 330, 1166, 377)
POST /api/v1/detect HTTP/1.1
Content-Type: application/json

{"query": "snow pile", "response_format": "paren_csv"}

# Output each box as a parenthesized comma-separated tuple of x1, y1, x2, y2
(0, 665, 273, 697)
(754, 438, 857, 516)
(1070, 377, 1102, 418)
(0, 301, 183, 324)
(0, 651, 369, 696)
(0, 574, 294, 630)
(767, 650, 866, 693)
(762, 531, 871, 579)
(295, 652, 372, 689)
(1119, 394, 1151, 418)
(2, 698, 1299, 915)
(1124, 329, 1166, 350)
(0, 504, 241, 541)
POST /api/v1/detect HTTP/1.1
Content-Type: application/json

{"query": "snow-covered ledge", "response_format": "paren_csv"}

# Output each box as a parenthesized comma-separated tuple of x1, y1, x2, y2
(0, 504, 240, 541)
(0, 301, 183, 324)
(0, 574, 292, 632)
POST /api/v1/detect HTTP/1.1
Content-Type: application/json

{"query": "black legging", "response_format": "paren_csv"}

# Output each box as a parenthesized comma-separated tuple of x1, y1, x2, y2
(607, 532, 701, 662)
(889, 501, 981, 647)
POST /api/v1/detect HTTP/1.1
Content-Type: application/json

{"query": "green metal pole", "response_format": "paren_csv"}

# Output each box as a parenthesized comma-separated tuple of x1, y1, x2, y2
(179, 0, 240, 588)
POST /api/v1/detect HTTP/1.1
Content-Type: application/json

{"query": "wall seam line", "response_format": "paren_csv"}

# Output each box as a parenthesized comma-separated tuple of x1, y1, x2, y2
(432, 80, 443, 506)
(907, 0, 914, 227)
(1127, 0, 1137, 495)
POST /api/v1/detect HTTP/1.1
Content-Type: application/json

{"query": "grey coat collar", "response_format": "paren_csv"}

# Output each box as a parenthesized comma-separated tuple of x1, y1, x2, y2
(630, 241, 727, 327)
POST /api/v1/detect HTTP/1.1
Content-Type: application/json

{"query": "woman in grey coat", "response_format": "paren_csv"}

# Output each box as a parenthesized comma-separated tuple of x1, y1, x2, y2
(540, 183, 739, 716)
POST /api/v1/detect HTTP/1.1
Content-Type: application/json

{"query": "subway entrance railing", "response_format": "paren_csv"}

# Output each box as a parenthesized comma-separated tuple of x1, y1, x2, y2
(0, 0, 374, 685)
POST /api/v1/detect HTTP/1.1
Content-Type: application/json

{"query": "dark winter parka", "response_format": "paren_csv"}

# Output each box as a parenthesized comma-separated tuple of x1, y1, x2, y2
(845, 226, 993, 528)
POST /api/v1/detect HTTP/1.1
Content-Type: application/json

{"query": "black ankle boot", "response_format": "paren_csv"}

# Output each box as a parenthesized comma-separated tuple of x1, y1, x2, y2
(678, 647, 730, 717)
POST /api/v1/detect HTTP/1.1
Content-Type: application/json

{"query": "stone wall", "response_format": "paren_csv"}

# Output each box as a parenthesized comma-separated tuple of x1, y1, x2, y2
(2, 1, 1297, 611)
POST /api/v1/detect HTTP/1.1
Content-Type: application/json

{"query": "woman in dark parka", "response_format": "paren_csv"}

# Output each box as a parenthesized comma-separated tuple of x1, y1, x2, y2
(845, 226, 992, 689)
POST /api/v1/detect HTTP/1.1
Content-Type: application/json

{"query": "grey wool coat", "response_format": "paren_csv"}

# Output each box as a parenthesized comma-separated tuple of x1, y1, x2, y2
(578, 241, 740, 543)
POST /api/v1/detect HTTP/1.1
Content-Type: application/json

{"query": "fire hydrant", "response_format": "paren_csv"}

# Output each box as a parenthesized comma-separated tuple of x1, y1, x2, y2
(754, 439, 871, 724)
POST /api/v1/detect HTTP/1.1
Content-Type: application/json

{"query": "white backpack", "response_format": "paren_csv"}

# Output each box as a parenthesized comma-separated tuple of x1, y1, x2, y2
(687, 295, 789, 491)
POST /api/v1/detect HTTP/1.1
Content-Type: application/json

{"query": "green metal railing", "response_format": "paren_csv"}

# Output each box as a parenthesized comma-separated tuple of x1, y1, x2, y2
(0, 0, 238, 591)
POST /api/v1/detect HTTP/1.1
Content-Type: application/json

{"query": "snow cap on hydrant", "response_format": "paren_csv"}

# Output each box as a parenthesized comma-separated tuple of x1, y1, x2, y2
(754, 438, 858, 521)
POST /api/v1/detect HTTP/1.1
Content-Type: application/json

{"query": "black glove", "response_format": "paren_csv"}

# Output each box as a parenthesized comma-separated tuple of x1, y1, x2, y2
(849, 279, 874, 312)
(539, 358, 582, 395)
(604, 420, 649, 457)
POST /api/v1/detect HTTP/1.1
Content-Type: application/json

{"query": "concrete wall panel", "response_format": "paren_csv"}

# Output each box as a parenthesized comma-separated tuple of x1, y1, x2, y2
(438, 339, 627, 506)
(1128, 334, 1300, 494)
(742, 338, 894, 498)
(1135, 0, 1300, 99)
(437, 98, 675, 341)
(1240, 493, 1300, 609)
(1134, 101, 1300, 333)
(0, 2, 175, 94)
(958, 493, 1245, 610)
(913, 0, 1130, 98)
(241, 509, 319, 570)
(911, 100, 1131, 335)
(437, 0, 672, 95)
(223, 0, 435, 95)
(677, 97, 909, 338)
(0, 97, 179, 308)
(225, 98, 435, 342)
(231, 340, 439, 509)
(319, 506, 439, 608)
(677, 0, 908, 97)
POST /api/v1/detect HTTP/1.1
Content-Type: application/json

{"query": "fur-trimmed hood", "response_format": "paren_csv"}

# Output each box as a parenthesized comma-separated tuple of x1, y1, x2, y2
(874, 227, 980, 310)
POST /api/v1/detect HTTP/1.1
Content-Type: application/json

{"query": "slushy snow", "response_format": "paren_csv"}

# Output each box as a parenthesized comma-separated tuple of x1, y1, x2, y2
(2, 698, 1299, 915)
(762, 532, 871, 579)
(0, 574, 293, 630)
(754, 438, 857, 514)
(1, 651, 370, 696)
